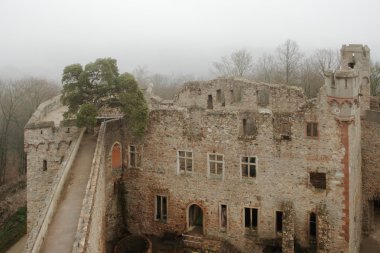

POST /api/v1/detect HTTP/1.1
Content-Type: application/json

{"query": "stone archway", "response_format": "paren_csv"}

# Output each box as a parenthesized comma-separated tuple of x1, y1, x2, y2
(111, 142, 122, 169)
(187, 204, 203, 235)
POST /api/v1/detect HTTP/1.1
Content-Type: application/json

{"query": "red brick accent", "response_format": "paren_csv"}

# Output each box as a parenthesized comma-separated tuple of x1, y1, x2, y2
(340, 122, 350, 242)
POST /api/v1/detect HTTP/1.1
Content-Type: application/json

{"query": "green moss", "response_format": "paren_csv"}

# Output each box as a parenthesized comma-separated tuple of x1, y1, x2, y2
(0, 206, 27, 253)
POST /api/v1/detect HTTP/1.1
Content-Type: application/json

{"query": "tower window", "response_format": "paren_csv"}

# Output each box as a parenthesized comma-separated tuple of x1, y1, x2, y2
(306, 122, 318, 138)
(275, 211, 283, 233)
(309, 212, 317, 239)
(207, 95, 213, 109)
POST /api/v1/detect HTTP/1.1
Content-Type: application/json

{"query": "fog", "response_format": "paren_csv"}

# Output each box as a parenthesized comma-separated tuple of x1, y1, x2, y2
(1, 0, 380, 82)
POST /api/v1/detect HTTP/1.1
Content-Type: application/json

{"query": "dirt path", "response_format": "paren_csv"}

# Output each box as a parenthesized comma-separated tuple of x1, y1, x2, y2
(40, 134, 97, 253)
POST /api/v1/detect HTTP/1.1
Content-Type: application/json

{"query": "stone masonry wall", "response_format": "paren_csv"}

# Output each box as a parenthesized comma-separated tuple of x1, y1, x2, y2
(361, 110, 380, 234)
(121, 80, 349, 252)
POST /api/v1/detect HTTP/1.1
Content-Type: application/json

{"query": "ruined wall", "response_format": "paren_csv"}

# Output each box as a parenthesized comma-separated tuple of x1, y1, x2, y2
(121, 81, 349, 252)
(361, 110, 380, 234)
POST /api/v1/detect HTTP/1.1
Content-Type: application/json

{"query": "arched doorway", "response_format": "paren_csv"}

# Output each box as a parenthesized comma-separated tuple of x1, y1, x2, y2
(188, 204, 203, 234)
(111, 142, 122, 169)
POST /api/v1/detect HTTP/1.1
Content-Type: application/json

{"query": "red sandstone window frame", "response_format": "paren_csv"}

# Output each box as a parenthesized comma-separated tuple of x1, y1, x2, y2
(154, 195, 168, 223)
(177, 150, 193, 174)
(240, 156, 257, 179)
(207, 153, 224, 179)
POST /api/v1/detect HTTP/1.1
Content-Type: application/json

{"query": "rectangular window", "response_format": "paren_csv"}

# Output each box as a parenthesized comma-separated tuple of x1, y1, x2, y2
(244, 208, 258, 231)
(306, 122, 318, 138)
(178, 150, 193, 174)
(309, 172, 326, 189)
(220, 204, 227, 232)
(155, 195, 167, 222)
(129, 145, 138, 167)
(208, 153, 224, 178)
(241, 156, 257, 178)
(275, 211, 283, 233)
(309, 212, 317, 239)
(42, 160, 47, 171)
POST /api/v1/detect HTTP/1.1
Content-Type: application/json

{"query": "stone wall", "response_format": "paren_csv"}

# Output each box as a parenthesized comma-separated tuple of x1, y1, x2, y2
(122, 80, 349, 252)
(73, 119, 124, 253)
(361, 110, 380, 234)
(24, 96, 81, 252)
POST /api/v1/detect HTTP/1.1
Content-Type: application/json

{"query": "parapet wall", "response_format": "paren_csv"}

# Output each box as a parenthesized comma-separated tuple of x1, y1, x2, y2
(73, 119, 124, 253)
(25, 95, 62, 127)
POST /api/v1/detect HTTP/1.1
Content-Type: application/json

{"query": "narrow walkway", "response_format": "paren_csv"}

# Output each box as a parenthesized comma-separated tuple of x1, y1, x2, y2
(40, 134, 97, 253)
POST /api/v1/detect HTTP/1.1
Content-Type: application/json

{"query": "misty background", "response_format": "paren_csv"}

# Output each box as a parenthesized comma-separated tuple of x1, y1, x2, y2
(1, 0, 380, 82)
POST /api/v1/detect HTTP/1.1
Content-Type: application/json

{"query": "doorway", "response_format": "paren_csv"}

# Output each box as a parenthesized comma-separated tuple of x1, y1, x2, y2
(188, 204, 203, 234)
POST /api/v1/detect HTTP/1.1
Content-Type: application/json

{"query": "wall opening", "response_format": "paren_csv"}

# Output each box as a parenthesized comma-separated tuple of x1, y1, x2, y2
(309, 212, 317, 241)
(112, 143, 122, 169)
(42, 160, 47, 171)
(188, 204, 203, 234)
(207, 95, 213, 109)
(309, 172, 326, 189)
(275, 211, 283, 234)
(220, 204, 227, 232)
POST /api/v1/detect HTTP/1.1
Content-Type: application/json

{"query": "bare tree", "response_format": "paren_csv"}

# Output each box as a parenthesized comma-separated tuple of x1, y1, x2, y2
(0, 78, 59, 183)
(298, 57, 324, 98)
(212, 49, 254, 78)
(276, 39, 303, 85)
(312, 49, 340, 77)
(254, 53, 280, 83)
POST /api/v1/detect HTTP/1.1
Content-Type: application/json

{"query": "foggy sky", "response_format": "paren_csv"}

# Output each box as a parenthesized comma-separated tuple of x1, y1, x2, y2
(1, 0, 380, 82)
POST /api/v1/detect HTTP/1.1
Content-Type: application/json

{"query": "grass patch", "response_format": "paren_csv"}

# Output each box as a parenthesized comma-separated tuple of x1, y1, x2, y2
(0, 206, 26, 253)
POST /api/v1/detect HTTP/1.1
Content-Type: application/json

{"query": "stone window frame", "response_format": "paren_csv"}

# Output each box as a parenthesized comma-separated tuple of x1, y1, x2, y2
(240, 156, 257, 179)
(219, 203, 228, 232)
(155, 195, 168, 223)
(306, 122, 319, 139)
(244, 207, 259, 234)
(207, 153, 224, 180)
(177, 150, 193, 175)
(128, 145, 140, 168)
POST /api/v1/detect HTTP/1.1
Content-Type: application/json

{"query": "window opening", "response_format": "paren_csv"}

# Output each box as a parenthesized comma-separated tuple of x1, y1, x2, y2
(306, 122, 318, 138)
(155, 195, 168, 222)
(208, 153, 224, 178)
(310, 172, 326, 189)
(220, 204, 227, 231)
(241, 156, 256, 178)
(207, 95, 213, 109)
(275, 211, 283, 233)
(309, 212, 317, 239)
(43, 160, 47, 171)
(178, 151, 193, 173)
(245, 208, 258, 231)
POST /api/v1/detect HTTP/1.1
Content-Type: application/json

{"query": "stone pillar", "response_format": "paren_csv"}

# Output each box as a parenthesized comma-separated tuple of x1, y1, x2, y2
(317, 202, 331, 253)
(282, 201, 295, 253)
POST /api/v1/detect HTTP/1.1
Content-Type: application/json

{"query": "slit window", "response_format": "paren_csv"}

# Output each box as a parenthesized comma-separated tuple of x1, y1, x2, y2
(178, 150, 193, 174)
(244, 208, 258, 231)
(309, 172, 326, 189)
(42, 160, 47, 171)
(207, 95, 213, 109)
(309, 212, 317, 238)
(155, 195, 168, 222)
(275, 211, 283, 233)
(220, 204, 228, 231)
(241, 156, 257, 178)
(306, 122, 318, 138)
